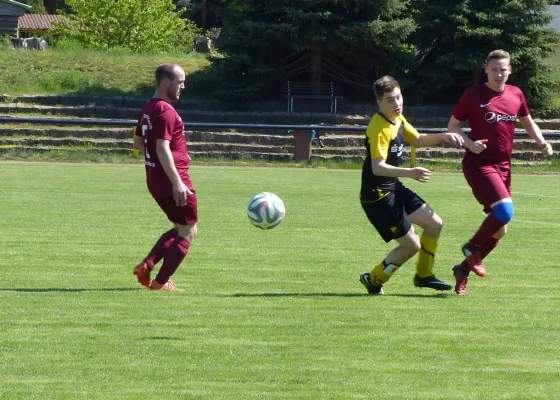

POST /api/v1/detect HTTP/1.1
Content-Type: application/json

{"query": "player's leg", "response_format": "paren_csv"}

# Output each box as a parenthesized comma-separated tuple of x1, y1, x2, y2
(407, 202, 442, 278)
(474, 164, 511, 261)
(134, 227, 179, 287)
(461, 165, 512, 276)
(407, 203, 451, 291)
(151, 222, 198, 290)
(359, 193, 420, 294)
(455, 221, 507, 281)
(149, 191, 199, 291)
(143, 228, 179, 270)
(454, 211, 509, 295)
(362, 226, 421, 294)
(454, 225, 506, 295)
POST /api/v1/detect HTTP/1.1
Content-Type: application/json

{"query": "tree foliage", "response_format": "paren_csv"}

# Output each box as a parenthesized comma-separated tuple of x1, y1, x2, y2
(411, 0, 560, 107)
(55, 0, 200, 53)
(212, 0, 416, 100)
(172, 0, 225, 29)
(43, 0, 71, 14)
(24, 0, 47, 14)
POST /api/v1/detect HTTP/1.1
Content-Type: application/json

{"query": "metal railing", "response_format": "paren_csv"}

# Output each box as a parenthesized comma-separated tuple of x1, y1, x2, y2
(1, 116, 557, 165)
(3, 116, 558, 136)
(0, 116, 449, 133)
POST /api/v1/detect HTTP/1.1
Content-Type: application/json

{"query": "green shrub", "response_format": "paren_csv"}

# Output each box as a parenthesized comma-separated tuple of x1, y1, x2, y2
(54, 37, 84, 50)
(0, 35, 13, 49)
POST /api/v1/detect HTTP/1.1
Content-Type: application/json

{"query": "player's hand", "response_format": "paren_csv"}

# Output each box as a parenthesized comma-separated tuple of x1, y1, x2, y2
(469, 139, 488, 154)
(539, 142, 553, 156)
(443, 132, 464, 148)
(172, 180, 191, 207)
(410, 167, 431, 183)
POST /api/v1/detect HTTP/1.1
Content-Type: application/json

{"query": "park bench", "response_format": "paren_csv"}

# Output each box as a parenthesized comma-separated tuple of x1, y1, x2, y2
(282, 81, 342, 114)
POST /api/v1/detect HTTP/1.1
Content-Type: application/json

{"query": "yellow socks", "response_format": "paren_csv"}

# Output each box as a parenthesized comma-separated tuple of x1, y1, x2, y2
(416, 235, 439, 278)
(369, 261, 400, 286)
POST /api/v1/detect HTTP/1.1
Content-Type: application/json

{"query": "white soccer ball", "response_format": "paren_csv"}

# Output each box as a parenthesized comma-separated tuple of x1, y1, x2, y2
(247, 192, 285, 230)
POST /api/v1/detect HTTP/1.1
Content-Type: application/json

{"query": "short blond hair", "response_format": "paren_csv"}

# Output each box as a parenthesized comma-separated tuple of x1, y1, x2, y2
(486, 49, 510, 65)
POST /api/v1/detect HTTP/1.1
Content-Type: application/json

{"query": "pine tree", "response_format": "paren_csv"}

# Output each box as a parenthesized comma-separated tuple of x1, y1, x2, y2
(24, 0, 47, 14)
(43, 0, 71, 14)
(411, 0, 560, 108)
(172, 0, 224, 30)
(212, 0, 415, 100)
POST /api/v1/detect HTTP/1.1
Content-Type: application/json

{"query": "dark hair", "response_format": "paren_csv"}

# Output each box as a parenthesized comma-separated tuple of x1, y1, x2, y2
(373, 75, 400, 100)
(486, 49, 510, 65)
(155, 63, 180, 86)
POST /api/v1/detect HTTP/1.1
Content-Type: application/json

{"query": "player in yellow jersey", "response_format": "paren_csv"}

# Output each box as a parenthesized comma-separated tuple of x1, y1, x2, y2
(359, 76, 464, 295)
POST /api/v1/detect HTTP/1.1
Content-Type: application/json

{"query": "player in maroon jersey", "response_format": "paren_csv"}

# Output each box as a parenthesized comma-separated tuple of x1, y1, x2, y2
(448, 50, 553, 295)
(132, 63, 198, 291)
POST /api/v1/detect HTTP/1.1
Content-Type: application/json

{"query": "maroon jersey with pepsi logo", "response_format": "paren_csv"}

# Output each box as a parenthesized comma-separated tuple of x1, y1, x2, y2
(135, 98, 193, 198)
(452, 84, 530, 164)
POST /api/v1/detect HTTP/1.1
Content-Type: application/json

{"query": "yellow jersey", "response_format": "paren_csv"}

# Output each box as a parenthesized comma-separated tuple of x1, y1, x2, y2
(360, 113, 419, 201)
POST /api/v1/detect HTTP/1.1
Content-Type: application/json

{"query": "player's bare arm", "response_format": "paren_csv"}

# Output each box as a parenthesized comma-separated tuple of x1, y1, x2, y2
(371, 158, 431, 183)
(518, 115, 553, 156)
(156, 139, 192, 207)
(448, 116, 488, 154)
(133, 135, 145, 153)
(411, 132, 464, 149)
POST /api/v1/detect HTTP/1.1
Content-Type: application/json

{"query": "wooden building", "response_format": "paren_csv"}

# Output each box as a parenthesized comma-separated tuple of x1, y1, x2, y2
(0, 0, 31, 37)
(18, 13, 61, 37)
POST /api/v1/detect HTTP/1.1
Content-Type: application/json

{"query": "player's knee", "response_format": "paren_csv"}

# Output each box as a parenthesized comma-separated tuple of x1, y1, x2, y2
(430, 214, 443, 233)
(177, 222, 197, 241)
(404, 236, 422, 254)
(492, 201, 514, 224)
(494, 225, 507, 239)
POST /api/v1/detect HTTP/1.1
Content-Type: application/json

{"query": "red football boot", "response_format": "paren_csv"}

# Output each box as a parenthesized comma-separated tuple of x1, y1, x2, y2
(133, 262, 151, 288)
(462, 243, 487, 277)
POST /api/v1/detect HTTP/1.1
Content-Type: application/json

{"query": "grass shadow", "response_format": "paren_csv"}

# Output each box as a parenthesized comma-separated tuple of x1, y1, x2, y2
(0, 288, 143, 293)
(222, 292, 452, 299)
(143, 336, 185, 341)
(385, 293, 453, 298)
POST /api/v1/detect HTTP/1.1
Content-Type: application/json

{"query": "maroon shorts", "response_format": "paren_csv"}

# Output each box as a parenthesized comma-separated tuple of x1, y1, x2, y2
(463, 162, 511, 213)
(153, 190, 198, 225)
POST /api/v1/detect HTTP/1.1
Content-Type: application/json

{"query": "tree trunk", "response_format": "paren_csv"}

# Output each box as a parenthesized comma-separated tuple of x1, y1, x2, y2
(310, 46, 322, 94)
(201, 0, 207, 30)
(472, 69, 480, 86)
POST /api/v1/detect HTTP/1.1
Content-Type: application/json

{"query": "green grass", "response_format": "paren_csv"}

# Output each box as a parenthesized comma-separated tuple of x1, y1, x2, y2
(2, 149, 560, 174)
(0, 48, 210, 98)
(1, 163, 560, 399)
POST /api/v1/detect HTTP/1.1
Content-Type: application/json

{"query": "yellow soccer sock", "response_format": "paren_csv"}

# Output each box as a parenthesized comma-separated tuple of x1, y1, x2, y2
(416, 235, 439, 278)
(369, 261, 399, 286)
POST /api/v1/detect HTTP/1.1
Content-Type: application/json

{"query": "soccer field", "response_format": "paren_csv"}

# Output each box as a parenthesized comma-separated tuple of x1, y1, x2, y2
(1, 162, 559, 399)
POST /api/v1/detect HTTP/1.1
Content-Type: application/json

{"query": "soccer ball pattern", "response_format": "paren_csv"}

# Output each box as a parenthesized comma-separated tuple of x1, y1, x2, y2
(247, 192, 285, 230)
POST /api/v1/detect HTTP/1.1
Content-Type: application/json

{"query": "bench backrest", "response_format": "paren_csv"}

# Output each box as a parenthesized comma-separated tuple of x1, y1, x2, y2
(282, 81, 340, 96)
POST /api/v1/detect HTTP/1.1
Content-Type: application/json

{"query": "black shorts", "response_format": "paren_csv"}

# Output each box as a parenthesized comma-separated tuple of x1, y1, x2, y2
(360, 187, 425, 242)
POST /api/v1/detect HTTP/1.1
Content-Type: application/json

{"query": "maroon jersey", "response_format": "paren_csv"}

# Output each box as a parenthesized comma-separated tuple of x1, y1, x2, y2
(452, 84, 530, 164)
(135, 98, 192, 198)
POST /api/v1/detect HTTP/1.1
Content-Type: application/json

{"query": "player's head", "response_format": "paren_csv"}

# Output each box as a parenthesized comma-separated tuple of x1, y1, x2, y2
(374, 76, 402, 120)
(485, 49, 511, 92)
(155, 63, 185, 101)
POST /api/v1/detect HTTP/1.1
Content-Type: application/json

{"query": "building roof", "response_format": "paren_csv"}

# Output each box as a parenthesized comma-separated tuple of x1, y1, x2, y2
(0, 0, 32, 10)
(18, 13, 61, 31)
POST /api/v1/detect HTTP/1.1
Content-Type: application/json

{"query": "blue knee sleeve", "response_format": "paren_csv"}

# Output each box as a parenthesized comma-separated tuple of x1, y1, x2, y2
(493, 201, 514, 224)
